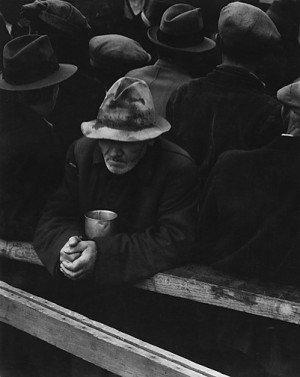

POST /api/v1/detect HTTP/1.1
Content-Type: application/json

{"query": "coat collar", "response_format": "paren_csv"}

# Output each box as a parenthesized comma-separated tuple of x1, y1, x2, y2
(209, 64, 266, 92)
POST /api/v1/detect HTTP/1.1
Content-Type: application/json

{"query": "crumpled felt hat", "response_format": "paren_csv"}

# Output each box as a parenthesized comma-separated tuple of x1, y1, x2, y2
(81, 77, 171, 142)
(218, 2, 281, 52)
(147, 3, 216, 53)
(21, 0, 91, 37)
(277, 80, 300, 115)
(0, 34, 77, 91)
(89, 34, 151, 75)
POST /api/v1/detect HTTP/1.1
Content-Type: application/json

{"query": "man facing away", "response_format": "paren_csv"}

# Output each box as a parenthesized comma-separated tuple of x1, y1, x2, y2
(166, 2, 285, 179)
(126, 3, 216, 118)
(194, 79, 300, 377)
(34, 76, 199, 375)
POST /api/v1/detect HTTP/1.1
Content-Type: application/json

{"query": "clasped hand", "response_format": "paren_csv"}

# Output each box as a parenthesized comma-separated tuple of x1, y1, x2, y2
(60, 236, 97, 280)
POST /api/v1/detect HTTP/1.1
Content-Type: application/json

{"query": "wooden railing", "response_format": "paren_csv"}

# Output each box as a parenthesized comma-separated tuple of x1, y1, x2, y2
(1, 239, 300, 325)
(0, 239, 229, 377)
(2, 239, 300, 376)
(0, 280, 227, 377)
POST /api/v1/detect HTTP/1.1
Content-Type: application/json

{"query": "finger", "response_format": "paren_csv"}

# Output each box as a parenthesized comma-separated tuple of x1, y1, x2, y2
(60, 252, 81, 263)
(60, 263, 88, 280)
(62, 254, 87, 272)
(68, 236, 82, 247)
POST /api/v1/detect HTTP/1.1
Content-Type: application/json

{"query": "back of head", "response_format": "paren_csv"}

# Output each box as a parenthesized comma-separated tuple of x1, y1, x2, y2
(89, 34, 151, 88)
(277, 80, 300, 136)
(20, 0, 91, 66)
(218, 2, 281, 61)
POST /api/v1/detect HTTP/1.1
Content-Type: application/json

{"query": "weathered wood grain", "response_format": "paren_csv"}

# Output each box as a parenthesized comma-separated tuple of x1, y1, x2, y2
(0, 281, 227, 377)
(1, 239, 300, 325)
(0, 239, 42, 265)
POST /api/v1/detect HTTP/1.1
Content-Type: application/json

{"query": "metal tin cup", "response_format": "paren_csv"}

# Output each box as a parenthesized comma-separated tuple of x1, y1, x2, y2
(84, 210, 118, 239)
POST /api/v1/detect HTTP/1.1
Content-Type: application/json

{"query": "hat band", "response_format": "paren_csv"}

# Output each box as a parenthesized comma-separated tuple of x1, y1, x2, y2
(157, 29, 204, 48)
(96, 118, 155, 131)
(3, 60, 60, 86)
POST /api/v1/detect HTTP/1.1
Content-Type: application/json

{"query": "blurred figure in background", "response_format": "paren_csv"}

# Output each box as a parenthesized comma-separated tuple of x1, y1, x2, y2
(20, 0, 106, 153)
(126, 4, 216, 117)
(0, 34, 76, 377)
(194, 79, 300, 377)
(167, 2, 284, 180)
(89, 33, 151, 90)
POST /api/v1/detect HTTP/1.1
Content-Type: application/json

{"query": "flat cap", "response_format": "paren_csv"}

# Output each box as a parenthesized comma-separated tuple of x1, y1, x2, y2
(219, 2, 281, 52)
(89, 34, 151, 75)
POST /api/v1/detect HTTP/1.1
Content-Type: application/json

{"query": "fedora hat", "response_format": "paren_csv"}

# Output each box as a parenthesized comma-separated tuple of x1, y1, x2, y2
(218, 2, 281, 53)
(147, 3, 216, 53)
(21, 0, 91, 38)
(0, 34, 77, 91)
(141, 0, 200, 27)
(81, 77, 171, 142)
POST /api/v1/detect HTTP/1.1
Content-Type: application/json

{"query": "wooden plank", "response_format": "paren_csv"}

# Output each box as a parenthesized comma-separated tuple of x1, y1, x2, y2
(0, 239, 42, 266)
(1, 239, 300, 325)
(0, 281, 227, 377)
(136, 265, 300, 325)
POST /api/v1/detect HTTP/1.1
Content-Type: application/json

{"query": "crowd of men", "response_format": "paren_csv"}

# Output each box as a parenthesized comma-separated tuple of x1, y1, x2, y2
(0, 0, 300, 376)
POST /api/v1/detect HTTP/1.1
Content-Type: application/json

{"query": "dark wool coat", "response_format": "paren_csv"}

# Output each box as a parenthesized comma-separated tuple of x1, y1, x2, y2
(195, 136, 300, 377)
(34, 136, 199, 286)
(126, 59, 192, 118)
(197, 135, 300, 286)
(166, 64, 285, 177)
(48, 71, 106, 154)
(0, 95, 64, 242)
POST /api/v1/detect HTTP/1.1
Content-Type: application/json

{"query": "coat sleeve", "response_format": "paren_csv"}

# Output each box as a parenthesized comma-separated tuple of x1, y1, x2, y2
(33, 143, 84, 276)
(92, 161, 199, 285)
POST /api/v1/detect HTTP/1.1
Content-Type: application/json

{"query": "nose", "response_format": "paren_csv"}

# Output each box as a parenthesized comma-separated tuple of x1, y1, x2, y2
(108, 142, 123, 158)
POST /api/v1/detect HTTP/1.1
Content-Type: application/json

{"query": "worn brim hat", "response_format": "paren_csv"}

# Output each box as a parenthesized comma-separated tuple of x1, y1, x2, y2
(0, 34, 77, 91)
(147, 4, 216, 53)
(82, 116, 170, 142)
(81, 77, 171, 142)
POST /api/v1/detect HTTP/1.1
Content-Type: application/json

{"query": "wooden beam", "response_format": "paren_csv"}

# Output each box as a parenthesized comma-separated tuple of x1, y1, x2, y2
(0, 281, 226, 377)
(1, 240, 300, 325)
(0, 239, 42, 266)
(136, 265, 300, 325)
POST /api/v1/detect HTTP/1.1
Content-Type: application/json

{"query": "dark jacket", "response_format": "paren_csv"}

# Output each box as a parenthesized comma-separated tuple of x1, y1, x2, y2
(166, 64, 284, 177)
(0, 94, 64, 241)
(34, 136, 199, 286)
(126, 59, 192, 118)
(197, 135, 300, 286)
(48, 71, 106, 154)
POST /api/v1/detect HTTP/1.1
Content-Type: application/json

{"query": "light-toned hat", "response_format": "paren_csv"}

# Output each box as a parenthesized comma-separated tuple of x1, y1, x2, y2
(21, 0, 91, 38)
(81, 77, 171, 142)
(218, 2, 281, 52)
(89, 34, 151, 76)
(0, 34, 77, 91)
(277, 80, 300, 115)
(148, 4, 216, 53)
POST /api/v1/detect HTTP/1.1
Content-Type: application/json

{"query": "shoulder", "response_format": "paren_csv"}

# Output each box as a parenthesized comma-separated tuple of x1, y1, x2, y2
(67, 137, 98, 161)
(156, 138, 196, 170)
